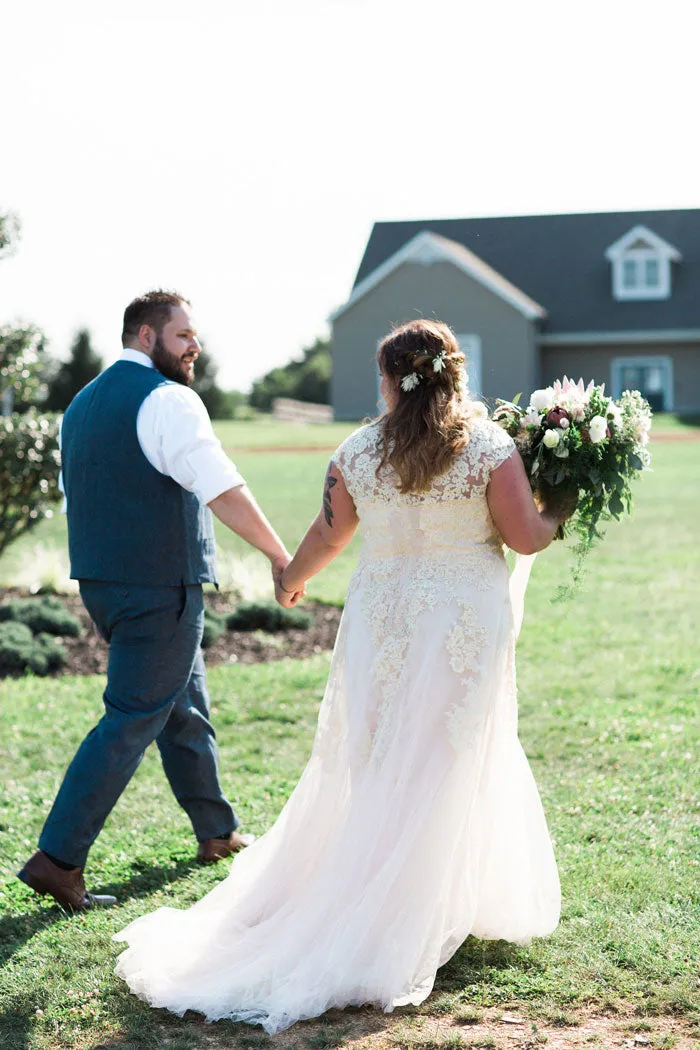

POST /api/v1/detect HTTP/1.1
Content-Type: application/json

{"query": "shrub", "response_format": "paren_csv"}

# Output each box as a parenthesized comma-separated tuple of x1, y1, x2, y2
(0, 410, 61, 559)
(35, 632, 67, 672)
(226, 600, 312, 633)
(201, 608, 225, 649)
(0, 621, 66, 675)
(0, 595, 81, 636)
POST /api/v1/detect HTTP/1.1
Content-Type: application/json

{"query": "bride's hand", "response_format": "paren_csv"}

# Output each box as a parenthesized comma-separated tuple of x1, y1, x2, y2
(540, 484, 578, 523)
(273, 566, 306, 608)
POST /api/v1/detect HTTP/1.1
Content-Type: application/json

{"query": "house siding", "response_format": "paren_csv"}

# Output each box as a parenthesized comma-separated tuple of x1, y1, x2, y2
(332, 260, 538, 420)
(540, 342, 700, 413)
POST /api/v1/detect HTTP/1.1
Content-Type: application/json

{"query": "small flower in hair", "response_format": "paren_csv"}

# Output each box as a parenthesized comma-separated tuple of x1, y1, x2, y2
(401, 373, 421, 392)
(433, 351, 447, 373)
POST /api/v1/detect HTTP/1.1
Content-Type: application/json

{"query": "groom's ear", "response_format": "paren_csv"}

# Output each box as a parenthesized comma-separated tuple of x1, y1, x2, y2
(138, 324, 156, 352)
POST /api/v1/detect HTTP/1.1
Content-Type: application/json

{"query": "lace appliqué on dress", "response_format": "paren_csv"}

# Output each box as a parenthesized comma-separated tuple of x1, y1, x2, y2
(445, 605, 488, 751)
(335, 416, 515, 759)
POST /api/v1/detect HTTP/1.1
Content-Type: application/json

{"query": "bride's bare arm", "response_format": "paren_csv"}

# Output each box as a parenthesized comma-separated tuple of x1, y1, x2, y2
(275, 461, 358, 606)
(487, 450, 574, 555)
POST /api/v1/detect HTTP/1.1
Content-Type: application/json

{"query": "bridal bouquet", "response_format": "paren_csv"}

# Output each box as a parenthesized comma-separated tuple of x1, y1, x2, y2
(491, 377, 653, 596)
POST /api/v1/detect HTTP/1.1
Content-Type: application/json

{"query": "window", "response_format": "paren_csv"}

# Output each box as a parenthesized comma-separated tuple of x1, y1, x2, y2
(605, 225, 681, 302)
(611, 355, 673, 412)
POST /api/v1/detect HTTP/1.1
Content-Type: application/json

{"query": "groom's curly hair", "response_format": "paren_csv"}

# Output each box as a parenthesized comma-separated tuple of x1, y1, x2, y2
(121, 290, 191, 346)
(376, 319, 475, 494)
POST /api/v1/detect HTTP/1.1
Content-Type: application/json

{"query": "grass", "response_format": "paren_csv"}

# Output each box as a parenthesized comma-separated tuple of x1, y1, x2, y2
(0, 420, 698, 1049)
(0, 418, 361, 604)
(215, 418, 358, 450)
(1, 413, 696, 605)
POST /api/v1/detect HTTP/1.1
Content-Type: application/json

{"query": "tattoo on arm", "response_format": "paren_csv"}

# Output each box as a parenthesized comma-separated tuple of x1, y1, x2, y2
(322, 465, 338, 527)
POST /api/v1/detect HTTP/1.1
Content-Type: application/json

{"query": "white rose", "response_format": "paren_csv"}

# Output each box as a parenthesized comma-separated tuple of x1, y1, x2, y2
(530, 387, 555, 413)
(606, 400, 623, 425)
(589, 415, 608, 444)
(470, 401, 488, 419)
(542, 428, 560, 448)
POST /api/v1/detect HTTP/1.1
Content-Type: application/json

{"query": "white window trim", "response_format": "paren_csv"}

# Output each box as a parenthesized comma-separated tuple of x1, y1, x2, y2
(605, 225, 681, 303)
(610, 354, 674, 411)
(456, 334, 482, 398)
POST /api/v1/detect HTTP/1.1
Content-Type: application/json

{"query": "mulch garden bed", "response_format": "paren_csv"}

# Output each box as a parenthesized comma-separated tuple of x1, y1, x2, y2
(0, 587, 343, 677)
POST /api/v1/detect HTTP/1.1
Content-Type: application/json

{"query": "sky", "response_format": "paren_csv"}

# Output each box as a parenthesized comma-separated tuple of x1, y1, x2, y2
(1, 0, 698, 391)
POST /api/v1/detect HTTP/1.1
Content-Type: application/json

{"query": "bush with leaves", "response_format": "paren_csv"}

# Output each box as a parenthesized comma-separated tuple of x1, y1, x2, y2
(0, 324, 49, 411)
(0, 595, 81, 636)
(201, 607, 225, 649)
(0, 412, 61, 559)
(1, 212, 62, 558)
(227, 601, 312, 633)
(0, 621, 67, 675)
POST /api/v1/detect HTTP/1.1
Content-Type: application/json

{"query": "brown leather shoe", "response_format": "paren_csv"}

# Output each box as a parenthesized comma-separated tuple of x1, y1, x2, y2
(17, 851, 117, 913)
(196, 830, 255, 863)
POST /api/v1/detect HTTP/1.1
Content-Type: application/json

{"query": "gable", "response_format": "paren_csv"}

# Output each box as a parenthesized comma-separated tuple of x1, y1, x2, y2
(332, 231, 547, 323)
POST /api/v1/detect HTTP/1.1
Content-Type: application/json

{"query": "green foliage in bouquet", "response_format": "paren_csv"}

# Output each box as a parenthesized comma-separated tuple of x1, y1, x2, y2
(493, 380, 653, 598)
(0, 620, 67, 675)
(0, 595, 81, 636)
(0, 411, 62, 559)
(227, 600, 313, 633)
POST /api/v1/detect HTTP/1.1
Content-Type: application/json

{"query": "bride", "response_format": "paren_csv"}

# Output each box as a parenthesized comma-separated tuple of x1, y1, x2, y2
(114, 319, 574, 1034)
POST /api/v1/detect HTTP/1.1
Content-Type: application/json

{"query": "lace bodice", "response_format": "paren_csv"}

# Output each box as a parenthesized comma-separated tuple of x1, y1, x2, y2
(334, 418, 515, 559)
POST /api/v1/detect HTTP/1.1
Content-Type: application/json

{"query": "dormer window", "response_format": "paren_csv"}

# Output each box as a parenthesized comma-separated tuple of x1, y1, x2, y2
(605, 225, 681, 302)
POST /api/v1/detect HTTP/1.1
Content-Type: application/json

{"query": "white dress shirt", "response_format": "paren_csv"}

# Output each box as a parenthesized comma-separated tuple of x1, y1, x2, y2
(59, 349, 244, 505)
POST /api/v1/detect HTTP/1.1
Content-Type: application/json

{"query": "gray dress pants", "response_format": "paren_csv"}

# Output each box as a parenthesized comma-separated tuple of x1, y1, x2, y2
(39, 582, 237, 868)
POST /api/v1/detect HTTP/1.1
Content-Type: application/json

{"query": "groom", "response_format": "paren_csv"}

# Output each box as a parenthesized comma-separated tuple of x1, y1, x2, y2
(18, 290, 291, 912)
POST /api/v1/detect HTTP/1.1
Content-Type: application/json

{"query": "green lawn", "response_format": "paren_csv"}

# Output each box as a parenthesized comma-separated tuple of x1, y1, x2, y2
(1, 413, 695, 604)
(216, 417, 358, 449)
(0, 430, 698, 1049)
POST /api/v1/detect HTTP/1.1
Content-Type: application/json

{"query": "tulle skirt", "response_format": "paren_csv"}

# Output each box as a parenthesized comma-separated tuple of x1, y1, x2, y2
(114, 560, 560, 1033)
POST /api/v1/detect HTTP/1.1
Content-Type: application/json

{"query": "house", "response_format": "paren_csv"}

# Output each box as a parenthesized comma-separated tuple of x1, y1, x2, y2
(330, 208, 700, 420)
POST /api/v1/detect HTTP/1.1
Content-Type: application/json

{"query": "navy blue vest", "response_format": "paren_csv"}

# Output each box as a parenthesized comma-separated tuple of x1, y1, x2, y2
(62, 361, 218, 586)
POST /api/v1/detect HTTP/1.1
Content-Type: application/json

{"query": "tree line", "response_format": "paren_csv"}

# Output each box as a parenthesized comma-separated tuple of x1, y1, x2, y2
(35, 328, 332, 417)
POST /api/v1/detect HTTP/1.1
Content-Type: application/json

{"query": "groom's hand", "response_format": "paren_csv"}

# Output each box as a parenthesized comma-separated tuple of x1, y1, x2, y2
(271, 555, 305, 608)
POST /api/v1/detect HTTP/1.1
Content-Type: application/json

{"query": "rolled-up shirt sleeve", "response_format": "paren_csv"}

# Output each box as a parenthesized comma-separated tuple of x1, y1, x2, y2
(137, 383, 245, 504)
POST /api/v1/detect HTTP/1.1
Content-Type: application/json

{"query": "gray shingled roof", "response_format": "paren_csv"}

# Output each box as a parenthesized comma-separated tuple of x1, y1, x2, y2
(353, 209, 700, 333)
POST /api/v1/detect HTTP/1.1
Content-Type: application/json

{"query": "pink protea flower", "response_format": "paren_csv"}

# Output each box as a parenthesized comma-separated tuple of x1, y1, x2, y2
(551, 376, 600, 422)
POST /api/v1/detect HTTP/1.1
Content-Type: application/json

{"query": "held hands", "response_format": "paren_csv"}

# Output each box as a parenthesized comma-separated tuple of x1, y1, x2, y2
(271, 555, 306, 609)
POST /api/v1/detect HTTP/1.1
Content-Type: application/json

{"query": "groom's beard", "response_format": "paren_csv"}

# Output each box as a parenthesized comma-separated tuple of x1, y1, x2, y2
(151, 335, 196, 386)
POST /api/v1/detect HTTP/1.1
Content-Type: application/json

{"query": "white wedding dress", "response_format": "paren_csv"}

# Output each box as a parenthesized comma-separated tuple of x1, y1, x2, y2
(114, 418, 561, 1033)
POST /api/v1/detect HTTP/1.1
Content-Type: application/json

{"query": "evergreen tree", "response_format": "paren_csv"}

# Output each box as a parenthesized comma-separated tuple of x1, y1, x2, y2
(45, 329, 103, 411)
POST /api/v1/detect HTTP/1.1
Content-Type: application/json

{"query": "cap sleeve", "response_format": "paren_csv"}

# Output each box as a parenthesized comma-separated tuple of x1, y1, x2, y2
(466, 418, 516, 481)
(331, 424, 381, 505)
(486, 420, 516, 472)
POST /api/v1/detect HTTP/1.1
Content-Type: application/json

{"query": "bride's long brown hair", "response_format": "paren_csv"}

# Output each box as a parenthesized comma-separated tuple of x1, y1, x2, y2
(376, 319, 472, 494)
